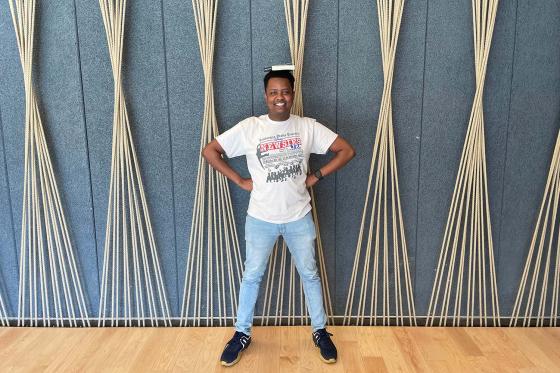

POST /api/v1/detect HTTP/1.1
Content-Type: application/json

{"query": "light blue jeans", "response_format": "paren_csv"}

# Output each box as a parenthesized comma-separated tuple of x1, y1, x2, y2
(234, 212, 327, 335)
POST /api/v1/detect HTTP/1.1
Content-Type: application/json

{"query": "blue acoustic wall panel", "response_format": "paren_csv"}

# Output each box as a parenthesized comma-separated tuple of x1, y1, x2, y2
(301, 0, 338, 309)
(74, 0, 177, 316)
(415, 0, 517, 315)
(498, 1, 560, 315)
(0, 0, 27, 314)
(0, 107, 18, 312)
(163, 0, 253, 312)
(415, 0, 478, 317)
(213, 0, 253, 243)
(481, 0, 519, 316)
(0, 0, 558, 322)
(0, 0, 99, 313)
(336, 0, 384, 315)
(74, 0, 118, 316)
(390, 0, 430, 311)
(34, 0, 99, 314)
(162, 0, 206, 315)
(119, 0, 178, 316)
(336, 0, 427, 315)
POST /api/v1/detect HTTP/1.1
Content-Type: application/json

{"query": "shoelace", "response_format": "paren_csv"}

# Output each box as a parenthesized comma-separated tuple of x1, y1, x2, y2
(312, 330, 333, 346)
(227, 333, 250, 350)
(239, 335, 250, 349)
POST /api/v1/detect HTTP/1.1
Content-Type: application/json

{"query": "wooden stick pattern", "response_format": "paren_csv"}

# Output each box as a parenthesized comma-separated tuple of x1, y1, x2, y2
(342, 0, 415, 326)
(510, 129, 560, 327)
(97, 0, 171, 327)
(8, 0, 90, 327)
(180, 0, 244, 327)
(0, 291, 8, 326)
(257, 0, 335, 327)
(426, 0, 500, 327)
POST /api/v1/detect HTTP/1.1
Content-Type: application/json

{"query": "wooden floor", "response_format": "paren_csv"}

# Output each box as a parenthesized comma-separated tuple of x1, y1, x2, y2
(1, 326, 560, 372)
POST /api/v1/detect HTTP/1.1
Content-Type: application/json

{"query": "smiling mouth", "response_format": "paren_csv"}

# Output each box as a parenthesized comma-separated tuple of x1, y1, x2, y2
(274, 102, 286, 107)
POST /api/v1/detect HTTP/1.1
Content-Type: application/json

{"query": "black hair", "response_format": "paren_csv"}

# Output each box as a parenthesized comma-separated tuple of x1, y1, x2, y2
(263, 70, 295, 91)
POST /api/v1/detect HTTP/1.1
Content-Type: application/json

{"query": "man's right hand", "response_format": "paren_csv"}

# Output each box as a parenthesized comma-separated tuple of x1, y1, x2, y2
(238, 178, 253, 192)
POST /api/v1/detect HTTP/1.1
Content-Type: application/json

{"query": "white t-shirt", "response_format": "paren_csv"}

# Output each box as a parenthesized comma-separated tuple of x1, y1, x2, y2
(216, 114, 338, 224)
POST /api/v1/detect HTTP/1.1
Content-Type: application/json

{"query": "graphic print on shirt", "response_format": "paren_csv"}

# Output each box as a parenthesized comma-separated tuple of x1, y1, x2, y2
(256, 132, 304, 183)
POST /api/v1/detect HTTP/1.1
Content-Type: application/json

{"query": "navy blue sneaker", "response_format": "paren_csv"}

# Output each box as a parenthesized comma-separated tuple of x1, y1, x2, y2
(312, 329, 337, 363)
(220, 331, 251, 366)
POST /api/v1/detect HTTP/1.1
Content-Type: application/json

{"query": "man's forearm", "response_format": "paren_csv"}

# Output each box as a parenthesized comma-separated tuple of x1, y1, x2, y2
(202, 148, 243, 186)
(317, 149, 355, 177)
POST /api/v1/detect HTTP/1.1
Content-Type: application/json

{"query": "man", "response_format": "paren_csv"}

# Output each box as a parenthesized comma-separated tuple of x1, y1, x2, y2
(202, 68, 355, 366)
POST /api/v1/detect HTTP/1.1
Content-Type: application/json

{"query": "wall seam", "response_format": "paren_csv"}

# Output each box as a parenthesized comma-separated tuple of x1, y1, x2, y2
(159, 0, 180, 315)
(414, 0, 430, 307)
(333, 0, 340, 314)
(496, 0, 519, 302)
(72, 0, 100, 311)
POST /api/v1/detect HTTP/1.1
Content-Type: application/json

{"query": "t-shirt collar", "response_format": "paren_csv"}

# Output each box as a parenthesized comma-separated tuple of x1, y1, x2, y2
(265, 114, 292, 125)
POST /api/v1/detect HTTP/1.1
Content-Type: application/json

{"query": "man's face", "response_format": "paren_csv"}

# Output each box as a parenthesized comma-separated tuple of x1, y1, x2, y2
(264, 77, 294, 121)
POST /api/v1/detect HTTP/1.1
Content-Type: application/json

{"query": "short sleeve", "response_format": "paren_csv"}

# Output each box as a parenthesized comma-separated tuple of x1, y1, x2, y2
(215, 120, 248, 158)
(310, 120, 338, 154)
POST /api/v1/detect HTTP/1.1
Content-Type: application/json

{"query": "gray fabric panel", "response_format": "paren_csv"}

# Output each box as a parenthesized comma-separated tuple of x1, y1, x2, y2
(34, 0, 99, 312)
(336, 0, 383, 315)
(0, 106, 18, 313)
(122, 0, 178, 315)
(0, 1, 25, 316)
(304, 0, 338, 311)
(74, 0, 116, 316)
(415, 0, 516, 315)
(0, 0, 558, 320)
(0, 1, 99, 313)
(0, 0, 26, 306)
(163, 0, 253, 313)
(415, 0, 476, 316)
(481, 0, 518, 314)
(213, 0, 253, 268)
(336, 0, 426, 314)
(74, 0, 177, 315)
(387, 0, 427, 313)
(498, 0, 560, 315)
(161, 0, 204, 314)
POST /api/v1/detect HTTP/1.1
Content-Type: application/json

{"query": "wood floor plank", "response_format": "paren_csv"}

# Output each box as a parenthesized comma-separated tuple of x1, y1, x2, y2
(0, 326, 559, 372)
(373, 327, 416, 372)
(446, 328, 484, 356)
(173, 327, 215, 372)
(464, 328, 534, 371)
(393, 328, 431, 372)
(362, 356, 388, 373)
(525, 329, 560, 366)
(338, 340, 366, 373)
(507, 329, 560, 372)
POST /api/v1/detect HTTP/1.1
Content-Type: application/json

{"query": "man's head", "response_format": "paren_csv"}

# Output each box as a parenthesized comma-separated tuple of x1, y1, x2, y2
(263, 70, 295, 121)
(263, 70, 295, 91)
